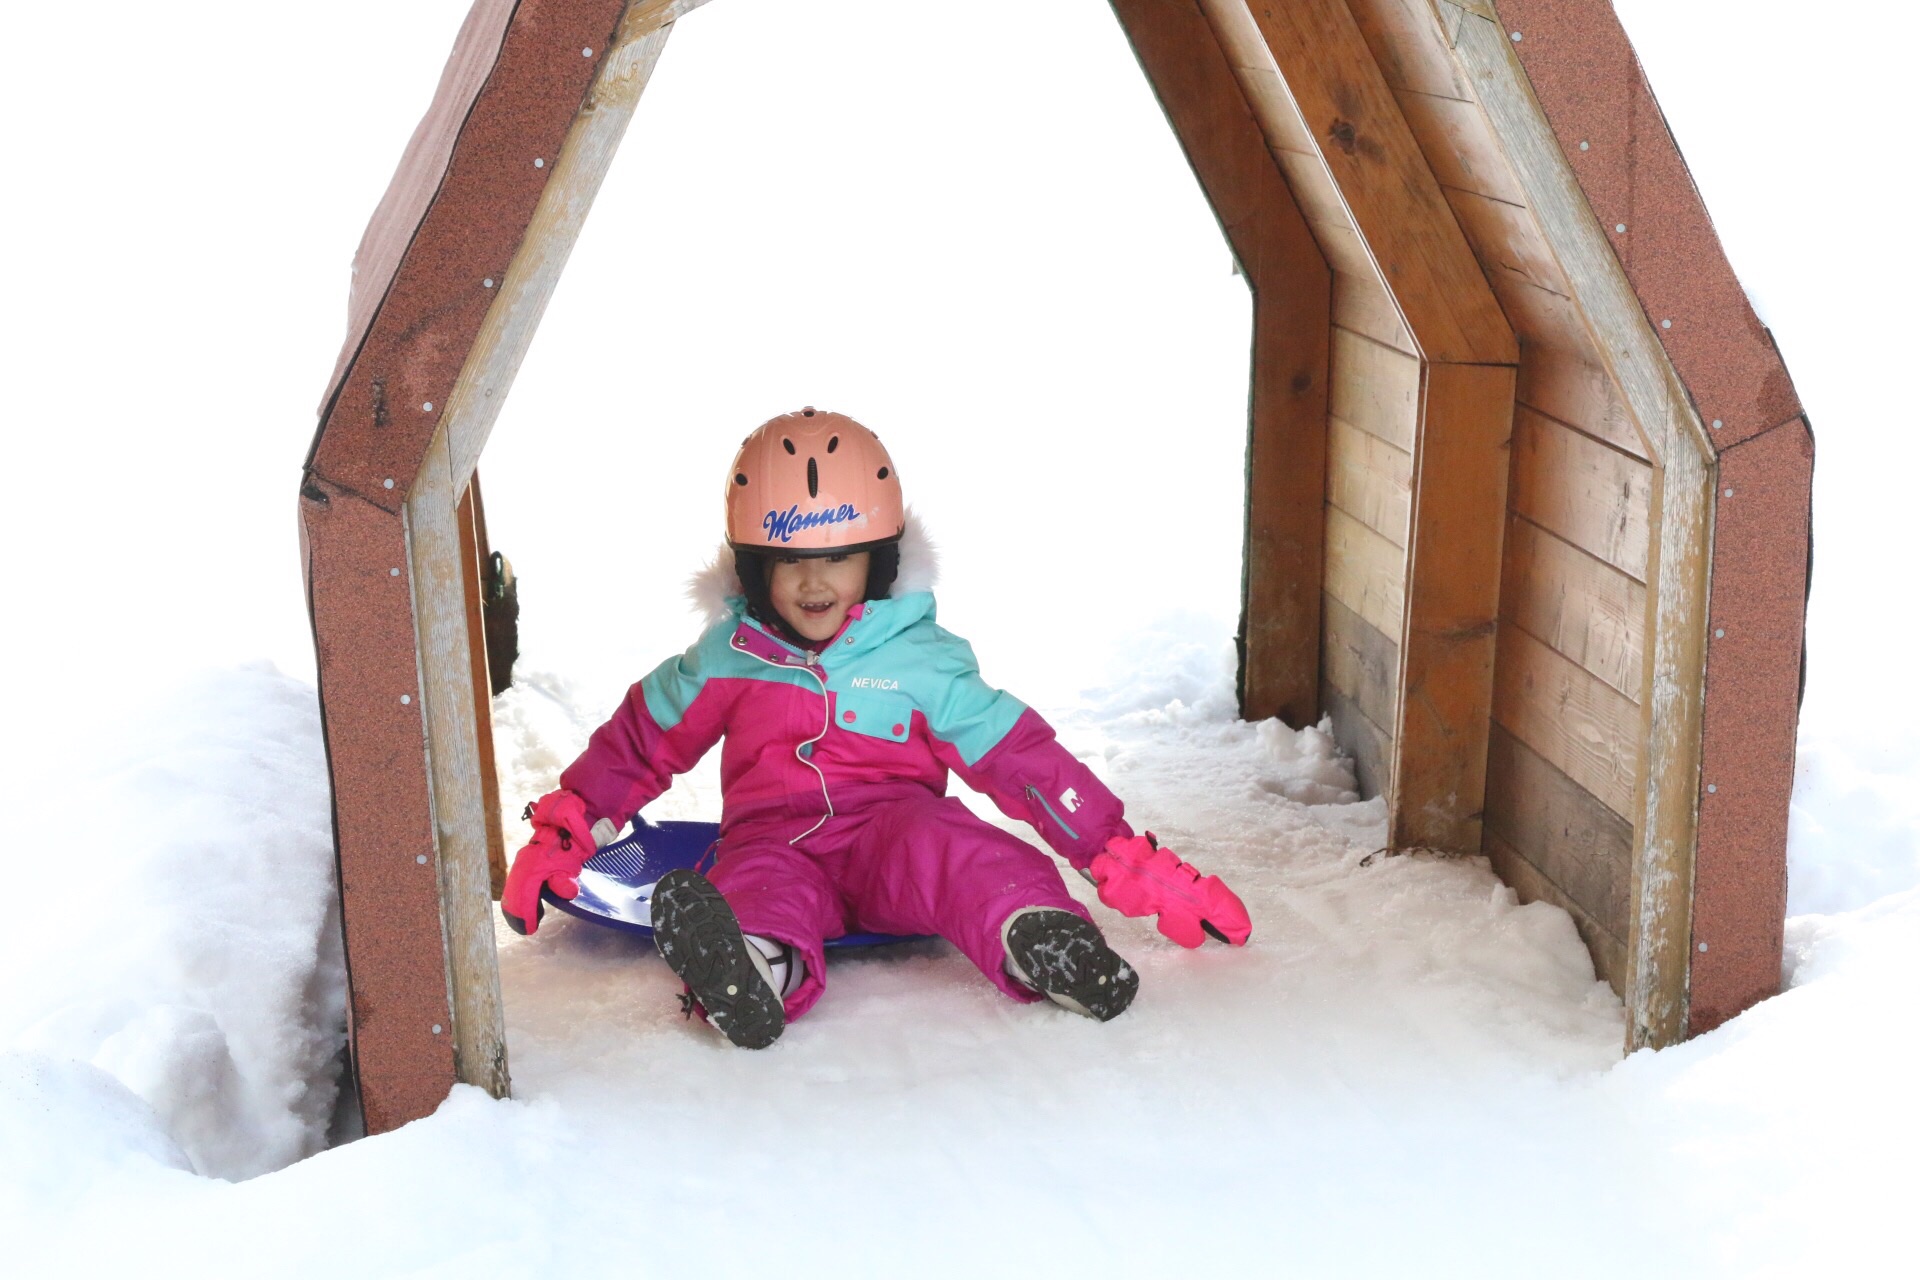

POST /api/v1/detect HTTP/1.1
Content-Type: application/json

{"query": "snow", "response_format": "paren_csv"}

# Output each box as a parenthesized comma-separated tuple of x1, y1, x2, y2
(1, 0, 1917, 1275)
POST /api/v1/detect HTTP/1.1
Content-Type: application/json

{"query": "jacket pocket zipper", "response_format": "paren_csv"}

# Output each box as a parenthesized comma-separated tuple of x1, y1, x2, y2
(1025, 785, 1080, 841)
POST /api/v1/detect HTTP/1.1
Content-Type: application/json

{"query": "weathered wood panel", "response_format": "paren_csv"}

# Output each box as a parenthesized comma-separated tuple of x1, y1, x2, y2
(1322, 678, 1393, 800)
(1394, 87, 1527, 206)
(1443, 185, 1572, 300)
(1322, 591, 1399, 733)
(1516, 343, 1651, 461)
(1390, 361, 1515, 853)
(1331, 271, 1415, 355)
(1484, 723, 1633, 935)
(1500, 514, 1647, 699)
(1327, 415, 1413, 547)
(1484, 830, 1628, 996)
(1240, 0, 1517, 364)
(457, 480, 508, 898)
(1325, 504, 1407, 639)
(1492, 620, 1640, 818)
(1330, 327, 1420, 452)
(1345, 0, 1476, 101)
(1510, 407, 1653, 580)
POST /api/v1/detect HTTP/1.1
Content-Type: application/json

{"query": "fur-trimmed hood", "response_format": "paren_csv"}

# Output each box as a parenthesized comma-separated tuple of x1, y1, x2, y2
(687, 509, 940, 630)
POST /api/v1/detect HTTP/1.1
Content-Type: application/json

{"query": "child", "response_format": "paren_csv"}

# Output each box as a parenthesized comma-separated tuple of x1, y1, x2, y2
(502, 408, 1250, 1048)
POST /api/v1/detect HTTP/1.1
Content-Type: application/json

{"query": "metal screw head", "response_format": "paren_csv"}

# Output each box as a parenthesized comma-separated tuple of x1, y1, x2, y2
(432, 1023, 443, 1034)
(422, 401, 434, 412)
(390, 567, 400, 577)
(1715, 629, 1726, 639)
(401, 694, 413, 705)
(1615, 223, 1627, 233)
(1724, 488, 1735, 498)
(1579, 140, 1590, 151)
(533, 157, 545, 169)
(1698, 943, 1709, 954)
(1707, 784, 1718, 794)
(1712, 419, 1723, 430)
(483, 277, 494, 289)
(1661, 319, 1672, 329)
(416, 854, 428, 864)
(1510, 31, 1523, 42)
(582, 46, 593, 57)
(383, 478, 395, 489)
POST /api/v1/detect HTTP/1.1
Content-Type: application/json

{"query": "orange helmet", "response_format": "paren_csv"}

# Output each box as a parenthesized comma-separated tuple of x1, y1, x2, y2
(725, 408, 905, 556)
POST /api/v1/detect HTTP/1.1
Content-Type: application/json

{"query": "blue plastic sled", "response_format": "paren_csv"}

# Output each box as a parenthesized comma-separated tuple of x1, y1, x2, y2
(540, 818, 921, 948)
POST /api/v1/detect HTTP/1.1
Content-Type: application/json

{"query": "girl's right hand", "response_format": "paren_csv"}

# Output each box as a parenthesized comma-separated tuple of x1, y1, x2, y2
(500, 790, 597, 935)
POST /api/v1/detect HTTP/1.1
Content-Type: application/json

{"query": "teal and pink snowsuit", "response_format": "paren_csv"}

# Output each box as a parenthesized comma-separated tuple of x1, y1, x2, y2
(560, 590, 1133, 1018)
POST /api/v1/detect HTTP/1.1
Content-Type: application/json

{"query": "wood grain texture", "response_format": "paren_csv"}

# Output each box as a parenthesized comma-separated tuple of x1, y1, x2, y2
(1330, 327, 1420, 452)
(1500, 514, 1647, 699)
(1394, 87, 1527, 205)
(407, 425, 510, 1101)
(1389, 361, 1515, 853)
(1240, 0, 1517, 363)
(1493, 620, 1640, 818)
(1195, 0, 1319, 154)
(1484, 830, 1628, 996)
(1345, 0, 1476, 101)
(1327, 414, 1413, 547)
(1332, 271, 1416, 355)
(1322, 591, 1400, 733)
(457, 480, 508, 899)
(1484, 723, 1633, 937)
(1111, 0, 1332, 727)
(1322, 679, 1393, 800)
(1443, 184, 1572, 300)
(1510, 406, 1652, 581)
(1325, 504, 1408, 639)
(1517, 343, 1651, 461)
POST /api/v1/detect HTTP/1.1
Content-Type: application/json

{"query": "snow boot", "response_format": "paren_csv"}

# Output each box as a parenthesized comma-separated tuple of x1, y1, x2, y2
(1002, 908, 1139, 1022)
(650, 869, 785, 1049)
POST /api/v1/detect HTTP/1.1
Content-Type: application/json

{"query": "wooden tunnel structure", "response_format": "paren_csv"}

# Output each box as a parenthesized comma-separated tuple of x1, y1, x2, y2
(303, 0, 1812, 1134)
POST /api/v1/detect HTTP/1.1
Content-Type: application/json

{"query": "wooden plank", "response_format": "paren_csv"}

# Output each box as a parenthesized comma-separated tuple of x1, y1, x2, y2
(457, 479, 508, 899)
(1322, 591, 1400, 733)
(1501, 514, 1647, 699)
(1345, 0, 1477, 101)
(1510, 406, 1653, 581)
(1109, 0, 1332, 728)
(1484, 830, 1628, 997)
(1241, 0, 1517, 363)
(1322, 680, 1393, 800)
(1330, 326, 1420, 451)
(1484, 723, 1633, 935)
(1327, 414, 1412, 547)
(1306, 216, 1378, 279)
(407, 424, 510, 1101)
(1482, 268, 1587, 353)
(1325, 503, 1408, 639)
(1389, 361, 1515, 854)
(1333, 272, 1416, 355)
(1516, 344, 1651, 461)
(1271, 147, 1351, 225)
(1395, 88, 1529, 207)
(1194, 1, 1319, 154)
(1492, 621, 1640, 818)
(1454, 5, 1708, 1052)
(1443, 185, 1574, 302)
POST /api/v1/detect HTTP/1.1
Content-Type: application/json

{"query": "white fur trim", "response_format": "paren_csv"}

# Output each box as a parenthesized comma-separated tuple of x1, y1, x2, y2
(685, 509, 939, 629)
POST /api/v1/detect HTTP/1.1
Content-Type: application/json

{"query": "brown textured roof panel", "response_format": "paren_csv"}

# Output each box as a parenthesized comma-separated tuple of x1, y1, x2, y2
(1495, 0, 1813, 1034)
(309, 0, 627, 509)
(1691, 419, 1812, 1034)
(300, 477, 457, 1133)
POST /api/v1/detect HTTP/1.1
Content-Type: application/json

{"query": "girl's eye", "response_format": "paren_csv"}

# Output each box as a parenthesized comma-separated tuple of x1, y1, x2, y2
(827, 554, 848, 563)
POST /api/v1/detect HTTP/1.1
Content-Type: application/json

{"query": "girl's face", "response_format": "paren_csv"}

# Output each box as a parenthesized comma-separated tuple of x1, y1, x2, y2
(769, 551, 870, 643)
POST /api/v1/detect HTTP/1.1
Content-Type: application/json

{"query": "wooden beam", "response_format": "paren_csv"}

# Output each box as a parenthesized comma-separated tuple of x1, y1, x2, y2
(1238, 0, 1517, 364)
(1388, 361, 1514, 853)
(458, 478, 508, 898)
(1109, 0, 1333, 726)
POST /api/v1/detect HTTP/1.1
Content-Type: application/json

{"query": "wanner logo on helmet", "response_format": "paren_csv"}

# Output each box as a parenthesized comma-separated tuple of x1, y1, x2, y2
(764, 503, 863, 543)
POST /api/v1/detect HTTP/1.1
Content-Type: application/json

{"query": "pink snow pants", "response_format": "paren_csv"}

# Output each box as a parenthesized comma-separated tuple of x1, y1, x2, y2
(710, 793, 1093, 1020)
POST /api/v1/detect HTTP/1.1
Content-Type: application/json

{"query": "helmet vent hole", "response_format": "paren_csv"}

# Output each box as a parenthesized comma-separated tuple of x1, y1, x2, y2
(827, 435, 839, 453)
(802, 407, 816, 417)
(877, 466, 890, 480)
(782, 438, 796, 455)
(807, 457, 819, 498)
(734, 473, 748, 486)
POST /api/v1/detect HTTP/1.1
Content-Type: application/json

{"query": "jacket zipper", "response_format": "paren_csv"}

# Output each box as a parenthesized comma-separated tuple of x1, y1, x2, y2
(741, 638, 834, 845)
(1026, 784, 1080, 841)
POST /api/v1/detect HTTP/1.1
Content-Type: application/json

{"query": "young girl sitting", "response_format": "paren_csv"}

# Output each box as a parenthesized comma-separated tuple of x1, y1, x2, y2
(501, 408, 1250, 1048)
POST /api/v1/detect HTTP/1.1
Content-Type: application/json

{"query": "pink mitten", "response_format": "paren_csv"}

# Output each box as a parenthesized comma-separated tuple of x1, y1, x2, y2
(1089, 834, 1251, 948)
(500, 790, 596, 936)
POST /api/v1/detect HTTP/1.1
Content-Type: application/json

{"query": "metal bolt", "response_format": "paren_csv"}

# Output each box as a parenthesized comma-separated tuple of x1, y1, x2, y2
(533, 157, 545, 169)
(1697, 943, 1708, 954)
(383, 478, 395, 489)
(1510, 31, 1523, 42)
(1707, 784, 1718, 794)
(1712, 419, 1723, 430)
(1714, 629, 1725, 639)
(422, 401, 434, 412)
(1579, 140, 1590, 151)
(432, 1023, 443, 1035)
(1724, 488, 1734, 498)
(1615, 223, 1627, 233)
(483, 278, 494, 289)
(582, 47, 593, 57)
(417, 854, 428, 864)
(1661, 319, 1672, 329)
(401, 694, 413, 705)
(390, 567, 400, 577)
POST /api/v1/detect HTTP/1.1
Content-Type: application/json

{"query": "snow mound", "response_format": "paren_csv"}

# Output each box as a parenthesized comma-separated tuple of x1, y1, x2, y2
(0, 664, 344, 1180)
